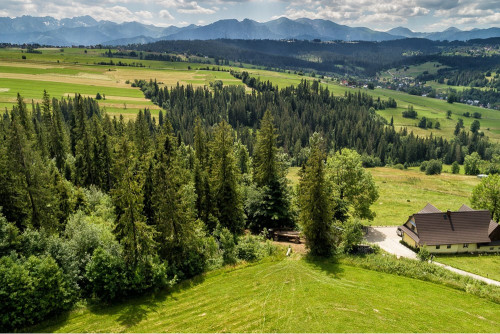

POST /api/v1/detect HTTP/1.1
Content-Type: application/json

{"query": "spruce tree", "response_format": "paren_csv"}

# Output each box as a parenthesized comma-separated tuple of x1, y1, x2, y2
(209, 121, 244, 235)
(151, 122, 201, 272)
(112, 138, 156, 267)
(248, 110, 293, 232)
(298, 133, 335, 257)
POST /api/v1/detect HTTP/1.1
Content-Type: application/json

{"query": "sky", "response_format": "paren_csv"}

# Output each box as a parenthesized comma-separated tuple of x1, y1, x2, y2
(0, 0, 499, 32)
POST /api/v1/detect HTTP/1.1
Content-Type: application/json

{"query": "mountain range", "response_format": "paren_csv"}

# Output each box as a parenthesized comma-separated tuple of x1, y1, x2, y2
(0, 15, 499, 46)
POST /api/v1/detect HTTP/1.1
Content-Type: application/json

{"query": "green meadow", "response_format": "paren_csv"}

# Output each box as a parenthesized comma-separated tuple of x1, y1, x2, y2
(0, 47, 498, 140)
(287, 166, 480, 226)
(436, 254, 500, 281)
(32, 255, 500, 333)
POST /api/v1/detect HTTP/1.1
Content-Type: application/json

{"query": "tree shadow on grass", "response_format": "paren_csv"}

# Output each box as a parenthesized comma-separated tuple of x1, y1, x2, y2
(24, 310, 72, 333)
(303, 254, 345, 279)
(85, 274, 208, 329)
(31, 274, 208, 332)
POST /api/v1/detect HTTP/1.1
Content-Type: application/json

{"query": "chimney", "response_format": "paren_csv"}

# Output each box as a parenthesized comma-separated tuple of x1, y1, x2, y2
(447, 210, 454, 231)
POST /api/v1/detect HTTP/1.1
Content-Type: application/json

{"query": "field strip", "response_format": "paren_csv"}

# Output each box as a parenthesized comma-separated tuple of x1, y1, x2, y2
(61, 93, 150, 102)
(0, 72, 117, 86)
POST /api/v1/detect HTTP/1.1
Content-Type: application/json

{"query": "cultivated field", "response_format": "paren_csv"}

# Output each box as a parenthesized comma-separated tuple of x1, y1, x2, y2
(1, 48, 497, 139)
(33, 255, 500, 333)
(287, 166, 480, 226)
(436, 254, 500, 281)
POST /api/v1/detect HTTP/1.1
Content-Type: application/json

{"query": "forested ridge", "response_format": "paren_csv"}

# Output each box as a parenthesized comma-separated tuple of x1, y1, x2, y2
(134, 78, 490, 165)
(0, 78, 493, 330)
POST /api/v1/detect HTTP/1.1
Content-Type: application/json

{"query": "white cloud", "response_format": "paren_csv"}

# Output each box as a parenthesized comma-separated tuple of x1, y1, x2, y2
(159, 9, 175, 20)
(158, 0, 216, 14)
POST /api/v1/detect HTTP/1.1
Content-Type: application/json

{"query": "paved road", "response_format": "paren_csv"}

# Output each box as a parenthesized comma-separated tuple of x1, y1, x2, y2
(365, 226, 417, 259)
(365, 226, 500, 286)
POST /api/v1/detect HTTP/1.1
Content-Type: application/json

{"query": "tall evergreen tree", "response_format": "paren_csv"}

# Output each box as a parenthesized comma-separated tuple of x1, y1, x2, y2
(248, 110, 293, 232)
(210, 121, 244, 234)
(151, 122, 202, 274)
(298, 133, 335, 257)
(112, 138, 156, 267)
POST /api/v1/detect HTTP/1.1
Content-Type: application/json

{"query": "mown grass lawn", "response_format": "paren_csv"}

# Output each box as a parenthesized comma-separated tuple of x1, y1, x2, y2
(287, 167, 479, 226)
(33, 255, 500, 333)
(436, 254, 500, 282)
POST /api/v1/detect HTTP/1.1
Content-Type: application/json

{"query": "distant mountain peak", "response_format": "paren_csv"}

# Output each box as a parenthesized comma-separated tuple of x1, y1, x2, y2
(0, 15, 498, 46)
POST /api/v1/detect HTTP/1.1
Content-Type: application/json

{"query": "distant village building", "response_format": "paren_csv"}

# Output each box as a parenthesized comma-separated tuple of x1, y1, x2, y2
(399, 203, 500, 253)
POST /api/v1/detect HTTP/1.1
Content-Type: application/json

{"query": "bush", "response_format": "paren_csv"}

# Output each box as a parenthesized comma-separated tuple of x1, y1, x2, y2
(0, 212, 20, 256)
(420, 161, 428, 172)
(236, 235, 263, 261)
(0, 255, 74, 331)
(425, 159, 442, 175)
(464, 152, 482, 175)
(85, 247, 127, 301)
(236, 234, 277, 262)
(417, 245, 431, 261)
(452, 161, 460, 174)
(360, 154, 382, 168)
(402, 105, 417, 119)
(340, 219, 364, 254)
(393, 163, 404, 170)
(215, 225, 237, 265)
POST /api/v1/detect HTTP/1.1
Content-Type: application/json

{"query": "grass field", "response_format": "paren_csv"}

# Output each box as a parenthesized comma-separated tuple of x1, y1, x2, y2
(436, 254, 500, 281)
(287, 166, 479, 226)
(1, 47, 498, 141)
(32, 255, 500, 333)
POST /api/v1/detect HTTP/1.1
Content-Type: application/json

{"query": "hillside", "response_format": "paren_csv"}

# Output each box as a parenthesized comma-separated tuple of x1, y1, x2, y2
(32, 256, 500, 333)
(0, 47, 498, 141)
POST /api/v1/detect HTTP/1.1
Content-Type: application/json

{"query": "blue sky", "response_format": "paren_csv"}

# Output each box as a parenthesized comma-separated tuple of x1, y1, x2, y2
(1, 0, 499, 32)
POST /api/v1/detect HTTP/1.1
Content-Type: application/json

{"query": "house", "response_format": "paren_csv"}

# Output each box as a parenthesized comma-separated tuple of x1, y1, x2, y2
(399, 203, 500, 253)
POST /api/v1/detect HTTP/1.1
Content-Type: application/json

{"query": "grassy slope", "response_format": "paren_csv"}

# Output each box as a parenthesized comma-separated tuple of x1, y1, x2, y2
(1, 48, 498, 140)
(287, 167, 479, 226)
(33, 256, 500, 333)
(436, 254, 500, 281)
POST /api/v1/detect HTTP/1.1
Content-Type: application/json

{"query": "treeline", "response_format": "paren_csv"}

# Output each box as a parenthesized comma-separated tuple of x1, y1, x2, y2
(126, 38, 500, 77)
(132, 78, 489, 165)
(230, 70, 277, 92)
(103, 49, 184, 62)
(457, 88, 500, 108)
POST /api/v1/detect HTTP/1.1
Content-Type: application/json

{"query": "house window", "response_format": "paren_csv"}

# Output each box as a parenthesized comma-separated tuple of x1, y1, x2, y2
(447, 245, 451, 249)
(436, 245, 440, 249)
(463, 243, 468, 248)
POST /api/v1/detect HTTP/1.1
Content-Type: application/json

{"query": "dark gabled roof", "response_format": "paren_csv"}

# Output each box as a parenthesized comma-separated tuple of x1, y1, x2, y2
(400, 225, 420, 243)
(489, 220, 499, 235)
(458, 204, 474, 211)
(489, 220, 500, 241)
(413, 210, 492, 246)
(418, 203, 441, 214)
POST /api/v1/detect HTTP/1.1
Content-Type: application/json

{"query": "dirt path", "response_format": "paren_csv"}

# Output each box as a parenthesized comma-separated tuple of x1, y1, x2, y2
(272, 241, 306, 254)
